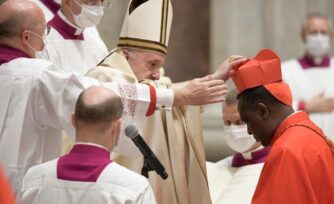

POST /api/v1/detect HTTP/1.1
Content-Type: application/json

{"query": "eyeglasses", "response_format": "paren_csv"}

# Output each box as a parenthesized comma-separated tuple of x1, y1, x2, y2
(79, 0, 111, 8)
(26, 25, 51, 40)
(45, 25, 51, 37)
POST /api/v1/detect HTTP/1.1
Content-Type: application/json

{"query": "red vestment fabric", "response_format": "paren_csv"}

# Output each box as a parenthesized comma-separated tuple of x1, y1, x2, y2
(252, 111, 334, 204)
(0, 166, 16, 204)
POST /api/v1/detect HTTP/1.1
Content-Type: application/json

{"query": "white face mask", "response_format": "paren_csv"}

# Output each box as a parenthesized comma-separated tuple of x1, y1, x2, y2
(72, 0, 104, 28)
(27, 31, 48, 59)
(224, 124, 257, 153)
(305, 33, 330, 60)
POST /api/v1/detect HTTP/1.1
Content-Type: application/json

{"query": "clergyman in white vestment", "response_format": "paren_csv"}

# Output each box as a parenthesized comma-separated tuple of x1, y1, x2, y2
(282, 13, 334, 140)
(42, 0, 108, 75)
(22, 86, 156, 204)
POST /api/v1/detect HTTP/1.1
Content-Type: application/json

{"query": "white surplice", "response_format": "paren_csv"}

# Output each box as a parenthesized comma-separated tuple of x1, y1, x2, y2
(0, 58, 173, 195)
(43, 11, 108, 75)
(22, 159, 156, 204)
(282, 58, 334, 140)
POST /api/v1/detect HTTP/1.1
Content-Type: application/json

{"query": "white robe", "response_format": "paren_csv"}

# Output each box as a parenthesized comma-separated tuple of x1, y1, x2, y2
(44, 11, 108, 75)
(206, 161, 264, 204)
(0, 58, 173, 194)
(282, 58, 334, 140)
(31, 0, 101, 45)
(22, 159, 156, 204)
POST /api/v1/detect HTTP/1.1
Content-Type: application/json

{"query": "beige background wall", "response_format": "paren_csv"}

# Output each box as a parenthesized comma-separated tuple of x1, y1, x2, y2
(211, 0, 334, 71)
(97, 0, 334, 161)
(207, 0, 334, 161)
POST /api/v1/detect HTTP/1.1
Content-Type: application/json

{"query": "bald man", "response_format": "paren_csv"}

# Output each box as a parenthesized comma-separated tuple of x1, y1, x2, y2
(0, 0, 230, 196)
(22, 86, 156, 204)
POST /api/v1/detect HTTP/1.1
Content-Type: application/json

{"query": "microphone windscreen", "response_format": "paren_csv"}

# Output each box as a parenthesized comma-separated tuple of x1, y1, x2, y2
(124, 125, 139, 139)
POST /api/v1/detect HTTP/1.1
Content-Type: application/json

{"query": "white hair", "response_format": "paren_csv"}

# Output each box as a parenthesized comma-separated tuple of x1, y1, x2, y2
(302, 12, 333, 32)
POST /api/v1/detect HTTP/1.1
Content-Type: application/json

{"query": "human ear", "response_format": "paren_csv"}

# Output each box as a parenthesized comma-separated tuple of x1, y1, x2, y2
(255, 103, 270, 121)
(301, 30, 307, 43)
(122, 49, 130, 60)
(71, 113, 77, 128)
(111, 118, 122, 146)
(111, 118, 121, 136)
(63, 0, 71, 6)
(21, 30, 30, 46)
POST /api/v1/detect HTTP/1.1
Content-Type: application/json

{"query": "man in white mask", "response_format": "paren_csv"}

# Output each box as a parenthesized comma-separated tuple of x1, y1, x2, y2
(282, 12, 334, 140)
(42, 0, 109, 74)
(207, 89, 270, 204)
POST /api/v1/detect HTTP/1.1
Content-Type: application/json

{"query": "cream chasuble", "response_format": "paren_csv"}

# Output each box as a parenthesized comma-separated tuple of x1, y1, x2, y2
(86, 49, 212, 204)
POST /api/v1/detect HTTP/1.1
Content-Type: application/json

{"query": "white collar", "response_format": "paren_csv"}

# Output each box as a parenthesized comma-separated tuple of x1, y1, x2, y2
(241, 146, 264, 160)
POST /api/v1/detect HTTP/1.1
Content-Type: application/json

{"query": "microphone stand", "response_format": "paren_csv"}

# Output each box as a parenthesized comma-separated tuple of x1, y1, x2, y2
(141, 157, 153, 178)
(141, 156, 169, 180)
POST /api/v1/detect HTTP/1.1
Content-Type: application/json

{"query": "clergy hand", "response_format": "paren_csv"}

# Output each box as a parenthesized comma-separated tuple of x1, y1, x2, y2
(212, 56, 247, 81)
(173, 75, 228, 106)
(305, 92, 334, 113)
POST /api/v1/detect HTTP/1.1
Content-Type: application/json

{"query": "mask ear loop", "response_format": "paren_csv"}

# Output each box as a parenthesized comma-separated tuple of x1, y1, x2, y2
(68, 0, 83, 19)
(25, 30, 45, 53)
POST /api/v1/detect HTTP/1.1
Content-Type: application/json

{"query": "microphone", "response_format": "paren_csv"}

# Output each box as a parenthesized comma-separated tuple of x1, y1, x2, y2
(125, 125, 168, 180)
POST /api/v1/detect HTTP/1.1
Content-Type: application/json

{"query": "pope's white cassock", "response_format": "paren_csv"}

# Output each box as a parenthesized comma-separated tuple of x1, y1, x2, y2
(43, 10, 108, 75)
(0, 44, 173, 195)
(282, 56, 334, 140)
(22, 144, 156, 204)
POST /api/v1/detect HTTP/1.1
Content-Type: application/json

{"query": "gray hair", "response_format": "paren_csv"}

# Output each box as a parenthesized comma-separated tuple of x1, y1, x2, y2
(0, 15, 24, 39)
(75, 89, 123, 132)
(120, 47, 141, 59)
(302, 12, 333, 32)
(0, 0, 6, 6)
(0, 3, 34, 40)
(225, 89, 238, 105)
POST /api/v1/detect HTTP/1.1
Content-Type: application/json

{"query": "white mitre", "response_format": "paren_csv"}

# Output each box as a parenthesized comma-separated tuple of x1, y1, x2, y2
(117, 0, 173, 55)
